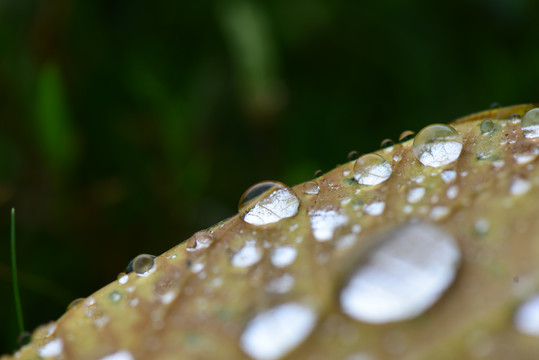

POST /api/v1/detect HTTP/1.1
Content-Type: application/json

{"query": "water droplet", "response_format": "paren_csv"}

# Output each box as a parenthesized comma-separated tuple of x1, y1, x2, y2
(99, 350, 135, 360)
(407, 188, 425, 203)
(240, 303, 317, 360)
(314, 169, 324, 177)
(474, 218, 490, 235)
(309, 207, 348, 242)
(348, 150, 360, 161)
(39, 338, 64, 358)
(430, 206, 450, 220)
(380, 139, 394, 148)
(118, 273, 129, 285)
(265, 274, 295, 294)
(127, 254, 156, 277)
(67, 297, 85, 311)
(364, 201, 385, 216)
(271, 246, 297, 268)
(232, 240, 262, 267)
(186, 231, 214, 252)
(17, 331, 31, 347)
(398, 130, 415, 142)
(510, 177, 531, 196)
(109, 290, 123, 303)
(480, 119, 496, 134)
(446, 185, 458, 199)
(514, 294, 539, 337)
(440, 170, 457, 184)
(239, 181, 281, 211)
(521, 108, 539, 138)
(353, 153, 392, 185)
(240, 182, 300, 226)
(509, 113, 520, 122)
(340, 222, 461, 324)
(413, 124, 463, 167)
(302, 181, 320, 195)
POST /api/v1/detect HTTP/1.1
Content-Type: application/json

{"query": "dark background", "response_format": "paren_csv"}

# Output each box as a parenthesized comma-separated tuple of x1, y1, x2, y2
(1, 0, 537, 354)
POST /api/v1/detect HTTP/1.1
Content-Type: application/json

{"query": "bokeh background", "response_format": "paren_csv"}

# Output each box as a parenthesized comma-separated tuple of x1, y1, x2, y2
(1, 0, 538, 354)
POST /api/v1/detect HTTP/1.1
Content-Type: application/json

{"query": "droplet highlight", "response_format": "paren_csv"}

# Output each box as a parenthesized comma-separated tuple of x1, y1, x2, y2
(340, 221, 461, 324)
(240, 182, 300, 226)
(232, 240, 263, 268)
(413, 124, 463, 167)
(353, 153, 392, 185)
(127, 254, 156, 277)
(521, 108, 539, 139)
(514, 294, 539, 337)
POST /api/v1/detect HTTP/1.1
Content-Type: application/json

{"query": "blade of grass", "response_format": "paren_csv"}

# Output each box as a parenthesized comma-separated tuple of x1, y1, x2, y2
(11, 207, 24, 334)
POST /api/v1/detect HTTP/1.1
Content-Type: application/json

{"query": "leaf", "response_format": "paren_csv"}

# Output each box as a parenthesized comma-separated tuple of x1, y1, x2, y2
(4, 104, 539, 360)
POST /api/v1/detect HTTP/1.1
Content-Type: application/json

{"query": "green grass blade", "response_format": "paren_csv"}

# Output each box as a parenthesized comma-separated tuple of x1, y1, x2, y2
(11, 207, 24, 334)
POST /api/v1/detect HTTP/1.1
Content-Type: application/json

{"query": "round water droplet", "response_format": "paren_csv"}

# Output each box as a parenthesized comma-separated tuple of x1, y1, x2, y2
(186, 231, 214, 252)
(480, 119, 496, 134)
(380, 139, 394, 148)
(241, 182, 300, 226)
(340, 221, 461, 324)
(67, 297, 85, 311)
(348, 150, 360, 161)
(509, 113, 520, 121)
(514, 294, 539, 337)
(521, 108, 539, 139)
(313, 169, 324, 177)
(126, 254, 156, 276)
(353, 153, 392, 185)
(109, 290, 123, 303)
(17, 331, 31, 347)
(239, 181, 281, 212)
(398, 130, 415, 142)
(413, 124, 463, 167)
(231, 240, 262, 267)
(302, 180, 320, 195)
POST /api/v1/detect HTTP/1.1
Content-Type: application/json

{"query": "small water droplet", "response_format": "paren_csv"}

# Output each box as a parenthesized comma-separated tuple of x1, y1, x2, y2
(509, 113, 520, 122)
(39, 338, 64, 358)
(413, 124, 463, 167)
(398, 130, 415, 142)
(380, 139, 394, 148)
(440, 170, 457, 184)
(67, 297, 85, 311)
(364, 201, 385, 216)
(430, 206, 450, 220)
(510, 177, 531, 196)
(240, 182, 300, 226)
(521, 108, 539, 138)
(265, 274, 295, 294)
(231, 240, 262, 268)
(314, 169, 324, 177)
(446, 185, 458, 199)
(271, 246, 297, 268)
(117, 273, 129, 285)
(340, 222, 461, 324)
(407, 188, 425, 203)
(17, 331, 31, 347)
(353, 153, 392, 185)
(127, 254, 156, 277)
(309, 207, 348, 242)
(348, 150, 360, 161)
(474, 218, 490, 235)
(240, 303, 317, 360)
(514, 294, 539, 337)
(186, 231, 214, 252)
(99, 350, 135, 360)
(302, 180, 320, 195)
(480, 119, 496, 134)
(109, 290, 123, 303)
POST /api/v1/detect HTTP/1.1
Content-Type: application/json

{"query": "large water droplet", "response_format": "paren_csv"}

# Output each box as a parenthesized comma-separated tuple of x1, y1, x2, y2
(126, 254, 156, 277)
(240, 182, 300, 226)
(413, 124, 463, 167)
(340, 221, 461, 324)
(186, 231, 214, 252)
(353, 153, 392, 185)
(514, 294, 539, 337)
(240, 303, 317, 360)
(239, 181, 280, 211)
(521, 108, 539, 138)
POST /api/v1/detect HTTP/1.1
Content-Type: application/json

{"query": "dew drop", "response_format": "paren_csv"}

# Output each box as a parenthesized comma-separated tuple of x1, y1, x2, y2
(239, 181, 281, 211)
(353, 153, 392, 185)
(398, 130, 415, 142)
(302, 181, 320, 195)
(271, 246, 297, 268)
(67, 298, 85, 311)
(39, 338, 63, 358)
(440, 170, 457, 184)
(364, 201, 385, 216)
(309, 207, 348, 242)
(510, 177, 531, 196)
(407, 188, 425, 204)
(340, 222, 461, 324)
(514, 294, 539, 337)
(413, 124, 463, 167)
(509, 113, 520, 122)
(347, 150, 360, 161)
(231, 240, 262, 268)
(117, 273, 129, 285)
(265, 274, 295, 294)
(480, 119, 496, 135)
(127, 254, 156, 277)
(240, 303, 317, 360)
(186, 231, 214, 252)
(380, 139, 394, 148)
(109, 290, 123, 303)
(521, 108, 539, 138)
(240, 182, 300, 226)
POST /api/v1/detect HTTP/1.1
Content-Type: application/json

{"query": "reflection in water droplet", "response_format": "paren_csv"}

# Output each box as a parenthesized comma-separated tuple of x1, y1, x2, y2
(67, 298, 85, 311)
(99, 350, 135, 360)
(303, 181, 320, 195)
(398, 130, 415, 142)
(380, 139, 394, 148)
(514, 294, 539, 337)
(521, 108, 539, 138)
(340, 222, 460, 324)
(509, 113, 520, 122)
(413, 124, 463, 167)
(240, 303, 317, 360)
(353, 154, 392, 185)
(480, 119, 496, 134)
(239, 181, 281, 212)
(309, 207, 348, 242)
(240, 182, 300, 226)
(232, 240, 262, 268)
(186, 231, 214, 252)
(127, 254, 156, 277)
(348, 150, 360, 161)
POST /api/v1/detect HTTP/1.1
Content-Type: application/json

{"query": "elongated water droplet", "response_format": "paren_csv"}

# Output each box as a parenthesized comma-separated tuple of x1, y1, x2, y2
(521, 108, 539, 139)
(302, 181, 320, 195)
(514, 294, 539, 337)
(240, 303, 317, 360)
(186, 231, 214, 252)
(398, 130, 415, 142)
(353, 153, 392, 185)
(126, 254, 156, 277)
(340, 222, 461, 324)
(240, 182, 300, 226)
(413, 124, 463, 167)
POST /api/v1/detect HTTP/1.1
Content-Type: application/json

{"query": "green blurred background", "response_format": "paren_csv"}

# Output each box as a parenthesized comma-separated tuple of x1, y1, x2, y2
(1, 0, 538, 354)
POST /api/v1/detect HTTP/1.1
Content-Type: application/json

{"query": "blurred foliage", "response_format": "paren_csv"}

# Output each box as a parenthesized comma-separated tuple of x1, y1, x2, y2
(0, 0, 538, 354)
